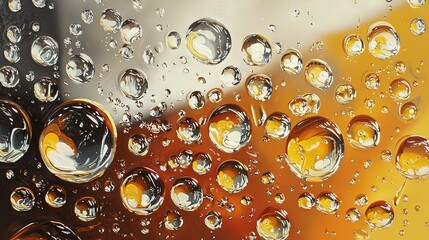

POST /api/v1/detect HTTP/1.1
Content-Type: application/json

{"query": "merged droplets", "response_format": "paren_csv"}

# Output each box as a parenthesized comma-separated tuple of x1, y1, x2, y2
(45, 185, 66, 208)
(74, 196, 100, 222)
(264, 112, 291, 140)
(39, 99, 117, 183)
(128, 134, 149, 156)
(343, 34, 365, 56)
(281, 49, 303, 75)
(304, 60, 333, 90)
(285, 116, 344, 182)
(100, 8, 123, 33)
(10, 187, 35, 212)
(120, 19, 142, 44)
(205, 211, 223, 230)
(367, 22, 400, 60)
(347, 115, 380, 149)
(120, 167, 164, 215)
(186, 18, 231, 65)
(208, 104, 251, 153)
(410, 18, 426, 36)
(170, 177, 203, 211)
(0, 65, 20, 88)
(241, 34, 272, 66)
(216, 160, 249, 193)
(316, 192, 340, 214)
(0, 100, 31, 163)
(335, 84, 356, 104)
(289, 93, 321, 117)
(176, 117, 202, 144)
(395, 136, 429, 179)
(66, 53, 95, 84)
(246, 74, 273, 101)
(389, 79, 411, 101)
(256, 208, 291, 240)
(119, 68, 148, 100)
(221, 65, 241, 87)
(31, 36, 59, 67)
(166, 31, 181, 50)
(33, 77, 59, 102)
(163, 210, 183, 230)
(365, 201, 394, 229)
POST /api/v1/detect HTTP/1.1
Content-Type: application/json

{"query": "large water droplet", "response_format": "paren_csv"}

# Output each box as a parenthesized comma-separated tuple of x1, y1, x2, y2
(10, 187, 35, 212)
(304, 59, 333, 90)
(66, 53, 95, 84)
(256, 208, 291, 240)
(31, 36, 59, 67)
(119, 68, 148, 100)
(367, 22, 400, 60)
(216, 160, 249, 193)
(365, 201, 394, 228)
(246, 74, 273, 101)
(241, 34, 272, 66)
(347, 115, 380, 149)
(170, 177, 203, 211)
(395, 136, 429, 179)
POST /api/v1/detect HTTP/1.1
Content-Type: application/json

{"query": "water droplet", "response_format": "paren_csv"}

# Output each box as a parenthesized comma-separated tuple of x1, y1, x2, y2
(256, 208, 291, 240)
(8, 0, 21, 12)
(74, 196, 99, 222)
(119, 68, 148, 100)
(347, 115, 380, 149)
(367, 21, 400, 60)
(120, 19, 142, 44)
(281, 49, 303, 75)
(407, 0, 425, 8)
(262, 172, 275, 184)
(353, 229, 370, 240)
(128, 134, 149, 156)
(246, 74, 273, 101)
(4, 43, 20, 63)
(163, 210, 183, 230)
(365, 201, 394, 228)
(264, 112, 291, 140)
(346, 208, 361, 223)
(176, 117, 202, 144)
(395, 136, 429, 179)
(100, 8, 122, 33)
(410, 18, 426, 35)
(304, 59, 333, 90)
(6, 25, 21, 43)
(389, 79, 411, 101)
(216, 160, 249, 193)
(0, 65, 20, 88)
(343, 34, 365, 56)
(45, 185, 66, 208)
(400, 102, 418, 121)
(241, 34, 272, 66)
(192, 152, 212, 175)
(335, 84, 356, 104)
(221, 65, 241, 87)
(10, 187, 34, 211)
(205, 211, 223, 230)
(188, 91, 205, 110)
(298, 192, 315, 209)
(31, 36, 59, 67)
(170, 177, 203, 211)
(364, 73, 380, 90)
(33, 77, 58, 102)
(81, 9, 94, 24)
(69, 23, 82, 36)
(10, 221, 80, 239)
(119, 44, 134, 60)
(316, 192, 340, 214)
(208, 88, 223, 103)
(65, 53, 95, 84)
(166, 31, 181, 50)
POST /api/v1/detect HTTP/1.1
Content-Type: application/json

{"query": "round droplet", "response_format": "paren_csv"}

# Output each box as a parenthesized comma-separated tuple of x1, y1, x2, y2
(119, 68, 148, 100)
(74, 196, 99, 222)
(365, 201, 394, 228)
(389, 79, 411, 101)
(33, 77, 59, 102)
(120, 167, 164, 215)
(0, 65, 20, 88)
(176, 117, 202, 144)
(186, 18, 231, 65)
(192, 152, 212, 175)
(69, 23, 82, 36)
(400, 102, 418, 121)
(31, 36, 59, 66)
(289, 96, 309, 117)
(208, 88, 223, 103)
(241, 34, 272, 66)
(170, 177, 203, 211)
(10, 221, 80, 239)
(208, 104, 251, 153)
(100, 8, 122, 33)
(221, 65, 241, 87)
(347, 115, 380, 149)
(39, 99, 117, 183)
(188, 91, 205, 110)
(264, 112, 291, 140)
(281, 49, 303, 75)
(8, 0, 21, 12)
(216, 160, 249, 193)
(407, 0, 425, 8)
(285, 116, 344, 182)
(303, 93, 320, 114)
(298, 192, 315, 210)
(32, 0, 46, 8)
(205, 211, 222, 230)
(304, 59, 333, 90)
(395, 136, 429, 179)
(120, 19, 142, 44)
(163, 210, 183, 230)
(6, 25, 22, 43)
(45, 185, 66, 208)
(354, 229, 370, 240)
(246, 74, 273, 101)
(346, 208, 361, 223)
(410, 18, 426, 35)
(10, 187, 35, 212)
(4, 43, 20, 63)
(166, 31, 181, 50)
(343, 34, 365, 56)
(66, 53, 95, 84)
(335, 84, 356, 104)
(119, 44, 134, 60)
(316, 192, 340, 214)
(261, 172, 275, 184)
(0, 100, 31, 163)
(367, 22, 400, 60)
(256, 208, 291, 240)
(177, 149, 193, 169)
(364, 73, 380, 90)
(81, 9, 94, 24)
(128, 134, 149, 156)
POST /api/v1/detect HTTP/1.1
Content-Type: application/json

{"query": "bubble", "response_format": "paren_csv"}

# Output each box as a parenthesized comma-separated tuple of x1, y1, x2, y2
(65, 53, 95, 84)
(316, 192, 340, 214)
(343, 34, 365, 56)
(365, 201, 394, 228)
(221, 65, 241, 87)
(128, 134, 149, 156)
(188, 91, 205, 110)
(100, 8, 122, 33)
(10, 187, 35, 212)
(74, 196, 99, 222)
(176, 117, 202, 144)
(407, 0, 425, 8)
(163, 210, 183, 230)
(264, 112, 291, 140)
(81, 9, 94, 24)
(0, 65, 20, 88)
(400, 102, 418, 121)
(208, 88, 223, 103)
(192, 152, 212, 175)
(166, 31, 181, 50)
(6, 25, 22, 43)
(10, 221, 80, 239)
(120, 19, 142, 44)
(0, 100, 31, 163)
(304, 59, 333, 90)
(120, 167, 164, 215)
(117, 69, 149, 101)
(246, 74, 273, 101)
(285, 116, 344, 182)
(297, 192, 316, 210)
(186, 18, 231, 65)
(410, 18, 426, 35)
(45, 185, 66, 208)
(256, 208, 291, 240)
(39, 99, 117, 183)
(4, 43, 20, 63)
(346, 208, 361, 223)
(31, 36, 59, 67)
(367, 22, 400, 60)
(170, 177, 203, 211)
(205, 211, 222, 230)
(364, 73, 380, 90)
(281, 49, 303, 75)
(395, 136, 429, 179)
(8, 0, 21, 12)
(208, 104, 251, 153)
(216, 160, 249, 193)
(335, 84, 356, 104)
(347, 115, 380, 149)
(241, 34, 272, 66)
(389, 79, 411, 101)
(33, 77, 59, 102)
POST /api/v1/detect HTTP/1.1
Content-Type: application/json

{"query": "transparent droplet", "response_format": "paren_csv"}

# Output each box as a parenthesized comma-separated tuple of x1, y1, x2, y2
(10, 221, 80, 239)
(100, 8, 122, 33)
(289, 96, 309, 117)
(170, 177, 203, 211)
(6, 25, 22, 43)
(367, 21, 400, 60)
(176, 117, 201, 144)
(33, 77, 58, 103)
(407, 0, 425, 8)
(31, 36, 59, 66)
(395, 136, 429, 179)
(216, 160, 249, 193)
(208, 104, 251, 153)
(65, 53, 95, 84)
(246, 74, 273, 101)
(346, 208, 361, 223)
(261, 172, 275, 184)
(280, 49, 303, 75)
(343, 34, 365, 56)
(316, 192, 340, 214)
(364, 73, 380, 90)
(285, 116, 344, 182)
(389, 79, 411, 101)
(74, 196, 99, 222)
(365, 201, 394, 228)
(205, 211, 222, 230)
(177, 149, 193, 169)
(410, 18, 426, 35)
(221, 65, 241, 87)
(256, 208, 291, 240)
(0, 65, 20, 88)
(128, 134, 149, 156)
(264, 112, 291, 140)
(304, 59, 333, 90)
(120, 167, 164, 215)
(208, 88, 223, 103)
(400, 102, 418, 121)
(81, 10, 94, 24)
(4, 43, 20, 63)
(186, 18, 231, 65)
(119, 68, 148, 100)
(0, 100, 31, 163)
(10, 187, 35, 212)
(241, 34, 272, 66)
(298, 192, 315, 210)
(45, 185, 66, 208)
(303, 93, 320, 114)
(192, 152, 212, 175)
(353, 229, 370, 240)
(69, 23, 82, 36)
(120, 19, 142, 44)
(8, 0, 21, 12)
(163, 210, 183, 230)
(188, 91, 205, 110)
(39, 99, 117, 183)
(32, 0, 45, 8)
(347, 115, 380, 149)
(355, 194, 369, 206)
(166, 31, 181, 50)
(335, 84, 356, 104)
(119, 44, 134, 60)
